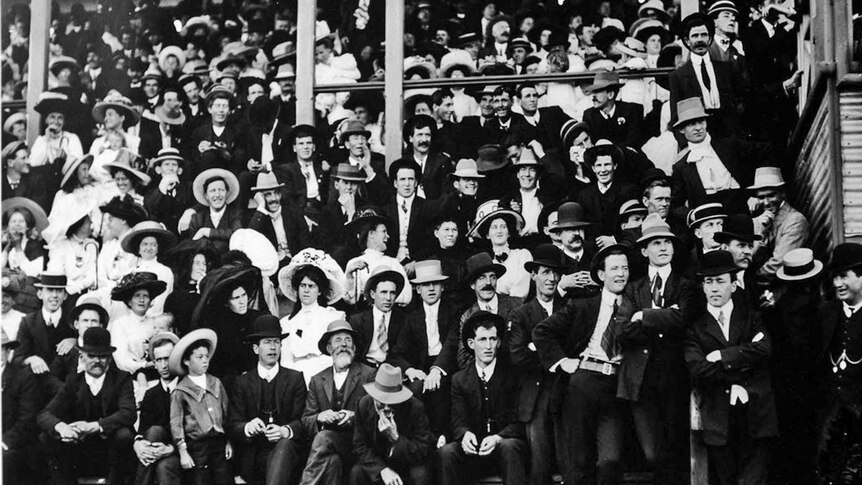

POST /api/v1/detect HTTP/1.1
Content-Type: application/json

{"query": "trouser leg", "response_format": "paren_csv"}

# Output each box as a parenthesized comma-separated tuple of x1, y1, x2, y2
(299, 430, 352, 485)
(497, 438, 528, 485)
(526, 386, 555, 485)
(265, 438, 302, 485)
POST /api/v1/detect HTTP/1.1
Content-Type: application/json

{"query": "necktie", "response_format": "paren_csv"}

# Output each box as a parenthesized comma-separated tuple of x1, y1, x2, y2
(651, 274, 663, 308)
(718, 310, 727, 338)
(480, 369, 486, 382)
(600, 300, 620, 359)
(378, 315, 388, 354)
(401, 200, 408, 213)
(700, 61, 712, 91)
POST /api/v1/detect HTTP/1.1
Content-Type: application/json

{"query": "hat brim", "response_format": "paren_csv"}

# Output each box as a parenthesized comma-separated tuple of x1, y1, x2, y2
(364, 270, 406, 301)
(696, 266, 742, 278)
(35, 98, 72, 117)
(340, 129, 372, 143)
(70, 302, 109, 327)
(193, 168, 241, 206)
(111, 280, 169, 302)
(169, 328, 218, 376)
(318, 327, 361, 356)
(524, 260, 571, 273)
(468, 210, 525, 239)
(364, 383, 413, 405)
(92, 102, 140, 128)
(3, 197, 49, 233)
(120, 227, 178, 255)
(410, 274, 449, 284)
(746, 182, 786, 193)
(154, 106, 187, 126)
(345, 214, 390, 233)
(673, 112, 710, 129)
(636, 230, 679, 246)
(777, 260, 823, 281)
(102, 159, 152, 185)
(278, 263, 346, 305)
(713, 231, 762, 244)
(466, 263, 507, 285)
(549, 221, 592, 233)
(75, 344, 116, 356)
(583, 81, 623, 94)
(148, 332, 180, 361)
(245, 331, 290, 343)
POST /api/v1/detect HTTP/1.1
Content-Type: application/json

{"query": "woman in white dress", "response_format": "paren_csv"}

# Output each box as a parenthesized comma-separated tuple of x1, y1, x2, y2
(45, 208, 99, 298)
(278, 248, 347, 385)
(120, 221, 177, 317)
(468, 200, 532, 298)
(1, 197, 48, 278)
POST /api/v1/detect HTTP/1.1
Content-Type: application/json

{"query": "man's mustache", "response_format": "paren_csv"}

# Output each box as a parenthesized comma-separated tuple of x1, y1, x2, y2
(480, 284, 494, 292)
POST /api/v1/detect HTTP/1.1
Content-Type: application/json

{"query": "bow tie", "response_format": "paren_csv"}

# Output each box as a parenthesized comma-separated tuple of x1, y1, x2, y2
(718, 38, 731, 47)
(493, 252, 508, 263)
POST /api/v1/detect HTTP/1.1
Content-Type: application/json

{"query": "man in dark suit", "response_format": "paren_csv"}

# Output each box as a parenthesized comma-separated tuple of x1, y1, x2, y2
(390, 260, 459, 443)
(502, 141, 566, 245)
(454, 86, 496, 160)
(185, 168, 243, 254)
(248, 172, 312, 265)
(144, 148, 196, 236)
(714, 214, 763, 304)
(2, 331, 41, 483)
(16, 273, 75, 378)
(429, 89, 459, 159)
(549, 202, 600, 301)
(616, 215, 697, 485)
(299, 320, 376, 485)
(516, 82, 571, 152)
(277, 124, 330, 210)
(533, 244, 631, 485)
(134, 332, 180, 485)
(188, 86, 247, 175)
(457, 252, 522, 369)
(438, 311, 528, 485)
(2, 141, 38, 204)
(238, 96, 293, 209)
(350, 364, 433, 485)
(402, 114, 454, 201)
(38, 327, 136, 485)
(508, 244, 569, 485)
(582, 71, 645, 148)
(138, 86, 192, 162)
(350, 267, 408, 367)
(669, 13, 743, 137)
(178, 74, 208, 132)
(577, 140, 639, 238)
(228, 316, 308, 485)
(684, 250, 777, 485)
(707, 1, 745, 71)
(484, 86, 537, 147)
(330, 120, 389, 207)
(318, 164, 383, 259)
(48, 295, 109, 392)
(382, 159, 430, 263)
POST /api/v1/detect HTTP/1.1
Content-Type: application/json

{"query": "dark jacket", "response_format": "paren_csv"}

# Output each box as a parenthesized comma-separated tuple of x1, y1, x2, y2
(577, 181, 638, 237)
(188, 122, 247, 174)
(37, 367, 136, 436)
(143, 182, 196, 236)
(390, 301, 459, 374)
(450, 360, 525, 441)
(2, 363, 40, 448)
(454, 116, 495, 160)
(228, 366, 308, 443)
(276, 159, 330, 207)
(139, 117, 191, 162)
(350, 308, 408, 364)
(684, 303, 778, 446)
(352, 395, 433, 480)
(185, 204, 243, 254)
(582, 101, 645, 148)
(484, 113, 537, 146)
(669, 58, 742, 133)
(530, 106, 572, 152)
(301, 362, 376, 437)
(402, 151, 454, 201)
(247, 206, 312, 257)
(138, 380, 173, 438)
(245, 122, 292, 166)
(457, 295, 522, 369)
(15, 310, 75, 366)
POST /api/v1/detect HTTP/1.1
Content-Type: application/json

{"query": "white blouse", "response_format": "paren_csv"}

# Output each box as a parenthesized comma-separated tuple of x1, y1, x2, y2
(108, 312, 155, 374)
(495, 248, 533, 299)
(280, 304, 345, 386)
(47, 236, 98, 295)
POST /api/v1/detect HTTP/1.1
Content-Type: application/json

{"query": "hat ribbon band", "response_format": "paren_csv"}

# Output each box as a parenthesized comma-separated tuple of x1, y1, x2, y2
(374, 382, 404, 393)
(783, 260, 816, 277)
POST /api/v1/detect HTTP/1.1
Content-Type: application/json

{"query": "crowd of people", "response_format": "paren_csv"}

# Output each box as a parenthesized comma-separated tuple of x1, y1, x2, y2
(2, 0, 857, 485)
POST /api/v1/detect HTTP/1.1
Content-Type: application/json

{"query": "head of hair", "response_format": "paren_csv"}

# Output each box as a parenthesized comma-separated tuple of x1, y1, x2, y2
(405, 114, 436, 138)
(642, 178, 670, 199)
(290, 265, 331, 307)
(492, 85, 514, 98)
(203, 175, 228, 194)
(599, 248, 628, 272)
(516, 82, 538, 97)
(683, 14, 716, 40)
(181, 339, 211, 370)
(315, 36, 334, 50)
(431, 88, 454, 107)
(2, 206, 34, 231)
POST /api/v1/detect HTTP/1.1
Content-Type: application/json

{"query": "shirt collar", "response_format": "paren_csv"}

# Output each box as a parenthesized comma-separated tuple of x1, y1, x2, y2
(843, 301, 862, 318)
(601, 104, 616, 119)
(85, 372, 106, 395)
(257, 363, 279, 382)
(423, 300, 440, 316)
(188, 373, 208, 389)
(600, 288, 620, 307)
(476, 358, 497, 381)
(707, 299, 734, 322)
(690, 51, 711, 65)
(648, 264, 672, 282)
(480, 294, 499, 312)
(42, 308, 62, 326)
(372, 306, 391, 324)
(563, 247, 584, 262)
(397, 194, 415, 206)
(163, 377, 178, 392)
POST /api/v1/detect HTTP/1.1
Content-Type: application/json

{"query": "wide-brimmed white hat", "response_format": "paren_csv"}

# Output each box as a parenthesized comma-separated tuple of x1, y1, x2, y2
(277, 248, 347, 305)
(192, 168, 240, 206)
(230, 229, 279, 278)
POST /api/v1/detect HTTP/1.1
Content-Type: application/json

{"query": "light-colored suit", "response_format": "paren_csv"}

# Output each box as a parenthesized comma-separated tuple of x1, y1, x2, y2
(756, 202, 810, 283)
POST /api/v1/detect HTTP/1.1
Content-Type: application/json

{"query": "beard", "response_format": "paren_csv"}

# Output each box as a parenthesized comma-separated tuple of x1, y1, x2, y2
(333, 349, 354, 369)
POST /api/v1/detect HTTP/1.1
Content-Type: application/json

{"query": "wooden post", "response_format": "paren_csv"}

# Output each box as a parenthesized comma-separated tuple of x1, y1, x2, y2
(26, 0, 51, 144)
(295, 0, 317, 125)
(383, 0, 405, 168)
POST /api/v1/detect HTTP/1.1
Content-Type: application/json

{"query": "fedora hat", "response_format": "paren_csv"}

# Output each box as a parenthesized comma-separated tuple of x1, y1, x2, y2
(346, 207, 390, 233)
(439, 50, 476, 78)
(49, 56, 80, 76)
(148, 331, 179, 363)
(3, 112, 25, 135)
(339, 119, 371, 142)
(251, 171, 285, 192)
(777, 248, 823, 281)
(747, 167, 786, 192)
(468, 199, 525, 239)
(673, 97, 709, 129)
(76, 327, 115, 356)
(1, 331, 19, 350)
(461, 311, 506, 350)
(583, 71, 623, 94)
(141, 66, 163, 83)
(92, 93, 140, 128)
(451, 159, 485, 179)
(230, 229, 279, 278)
(640, 167, 669, 188)
(34, 91, 72, 116)
(121, 220, 177, 255)
(150, 147, 186, 168)
(318, 319, 361, 356)
(3, 197, 48, 233)
(158, 45, 187, 72)
(364, 363, 413, 405)
(687, 202, 726, 228)
(364, 265, 405, 301)
(550, 202, 591, 232)
(111, 271, 168, 302)
(619, 199, 648, 219)
(465, 252, 507, 284)
(590, 243, 630, 283)
(697, 249, 740, 277)
(100, 196, 148, 226)
(525, 243, 570, 273)
(410, 260, 449, 284)
(278, 248, 347, 305)
(274, 63, 296, 80)
(476, 144, 507, 173)
(584, 139, 624, 167)
(193, 168, 241, 206)
(331, 163, 367, 182)
(560, 120, 591, 149)
(34, 272, 68, 289)
(512, 146, 541, 168)
(636, 213, 678, 246)
(245, 314, 289, 342)
(69, 294, 109, 326)
(714, 214, 762, 245)
(271, 41, 297, 67)
(169, 328, 218, 376)
(827, 243, 862, 274)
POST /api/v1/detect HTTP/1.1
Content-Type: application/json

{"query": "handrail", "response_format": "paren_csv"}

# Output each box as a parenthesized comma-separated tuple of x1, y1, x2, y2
(313, 67, 675, 93)
(788, 65, 834, 155)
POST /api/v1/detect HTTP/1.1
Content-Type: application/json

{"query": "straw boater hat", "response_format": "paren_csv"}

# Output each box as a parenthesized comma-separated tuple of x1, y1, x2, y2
(549, 202, 591, 233)
(525, 243, 570, 273)
(250, 171, 285, 192)
(636, 213, 679, 246)
(708, 0, 739, 17)
(168, 328, 218, 376)
(451, 159, 485, 179)
(76, 327, 115, 356)
(364, 364, 413, 405)
(468, 199, 525, 239)
(111, 272, 168, 302)
(713, 214, 762, 245)
(618, 200, 648, 220)
(686, 202, 726, 229)
(696, 250, 740, 278)
(103, 150, 152, 186)
(183, 59, 209, 76)
(34, 272, 68, 289)
(747, 167, 786, 192)
(230, 229, 279, 278)
(141, 66, 163, 83)
(92, 92, 140, 128)
(34, 92, 72, 116)
(3, 197, 48, 233)
(3, 112, 25, 135)
(364, 265, 405, 301)
(158, 45, 187, 72)
(590, 243, 630, 284)
(506, 37, 533, 56)
(410, 260, 449, 284)
(318, 319, 361, 356)
(777, 248, 823, 282)
(827, 243, 862, 274)
(148, 331, 179, 362)
(154, 104, 186, 126)
(278, 248, 348, 304)
(560, 120, 591, 149)
(244, 315, 289, 343)
(673, 97, 709, 129)
(403, 56, 438, 80)
(60, 155, 95, 190)
(465, 252, 507, 284)
(121, 221, 177, 255)
(192, 168, 241, 206)
(150, 147, 186, 169)
(461, 311, 506, 350)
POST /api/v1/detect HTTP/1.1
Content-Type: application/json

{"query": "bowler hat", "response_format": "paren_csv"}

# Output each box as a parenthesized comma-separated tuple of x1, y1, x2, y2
(713, 214, 762, 245)
(76, 327, 116, 356)
(461, 311, 506, 350)
(465, 252, 507, 284)
(550, 202, 591, 232)
(364, 364, 413, 405)
(696, 249, 740, 277)
(318, 319, 361, 356)
(827, 243, 862, 274)
(245, 314, 289, 342)
(525, 243, 570, 273)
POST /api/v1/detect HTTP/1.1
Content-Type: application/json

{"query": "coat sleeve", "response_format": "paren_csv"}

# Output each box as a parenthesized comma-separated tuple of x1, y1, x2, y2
(388, 316, 418, 372)
(756, 212, 809, 282)
(450, 374, 471, 442)
(388, 401, 433, 466)
(99, 372, 136, 435)
(533, 305, 575, 370)
(3, 369, 39, 448)
(432, 316, 460, 375)
(286, 372, 308, 441)
(684, 326, 728, 384)
(352, 397, 388, 479)
(170, 391, 187, 446)
(37, 374, 74, 432)
(508, 306, 540, 368)
(301, 377, 323, 437)
(719, 315, 772, 372)
(227, 375, 252, 442)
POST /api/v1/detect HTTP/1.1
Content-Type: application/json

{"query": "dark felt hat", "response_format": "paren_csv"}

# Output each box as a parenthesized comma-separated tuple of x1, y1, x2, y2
(318, 319, 361, 356)
(100, 196, 148, 226)
(465, 252, 507, 284)
(696, 249, 740, 277)
(827, 243, 862, 274)
(76, 327, 116, 356)
(110, 272, 168, 302)
(525, 243, 570, 273)
(713, 214, 762, 245)
(461, 310, 506, 350)
(245, 314, 289, 342)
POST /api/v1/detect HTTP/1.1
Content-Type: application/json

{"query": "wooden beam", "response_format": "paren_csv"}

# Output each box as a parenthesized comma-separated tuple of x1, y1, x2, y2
(295, 0, 317, 125)
(26, 0, 51, 144)
(383, 0, 405, 168)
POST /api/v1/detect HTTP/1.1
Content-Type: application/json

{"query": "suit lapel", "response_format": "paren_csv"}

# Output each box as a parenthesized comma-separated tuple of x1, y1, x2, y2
(34, 313, 50, 357)
(274, 368, 289, 411)
(343, 364, 361, 403)
(703, 313, 729, 344)
(100, 369, 115, 412)
(320, 370, 333, 405)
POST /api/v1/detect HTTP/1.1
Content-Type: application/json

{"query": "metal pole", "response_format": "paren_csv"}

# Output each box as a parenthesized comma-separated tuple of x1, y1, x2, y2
(295, 0, 317, 125)
(26, 1, 52, 144)
(383, 0, 405, 168)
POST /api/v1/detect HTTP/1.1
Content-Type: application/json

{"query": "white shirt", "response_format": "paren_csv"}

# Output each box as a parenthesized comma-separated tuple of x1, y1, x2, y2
(707, 300, 734, 341)
(42, 308, 63, 327)
(600, 104, 617, 120)
(583, 289, 622, 362)
(687, 135, 739, 193)
(844, 301, 862, 318)
(648, 264, 672, 307)
(423, 301, 442, 357)
(537, 298, 554, 317)
(162, 377, 178, 393)
(520, 187, 541, 234)
(689, 52, 721, 109)
(188, 374, 208, 389)
(266, 208, 289, 250)
(367, 307, 391, 363)
(258, 363, 279, 382)
(735, 271, 746, 290)
(562, 247, 584, 262)
(479, 294, 499, 314)
(85, 372, 106, 396)
(299, 161, 320, 199)
(476, 358, 497, 382)
(333, 367, 349, 389)
(210, 207, 226, 228)
(523, 111, 540, 126)
(761, 19, 775, 38)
